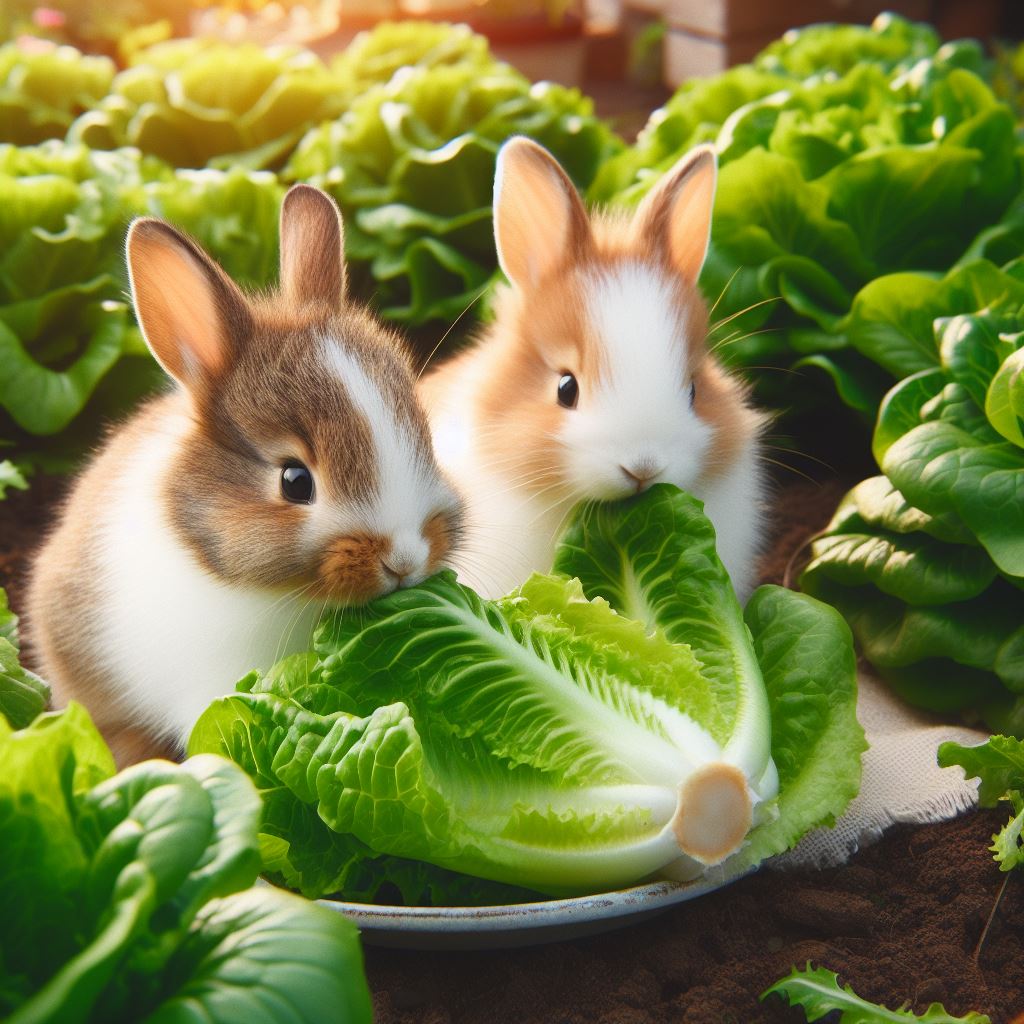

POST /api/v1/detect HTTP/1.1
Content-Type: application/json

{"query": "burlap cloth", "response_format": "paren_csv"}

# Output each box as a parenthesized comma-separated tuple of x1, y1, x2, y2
(775, 667, 988, 870)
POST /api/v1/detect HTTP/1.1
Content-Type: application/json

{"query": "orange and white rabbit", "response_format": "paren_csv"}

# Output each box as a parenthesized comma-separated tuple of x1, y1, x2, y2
(419, 138, 765, 600)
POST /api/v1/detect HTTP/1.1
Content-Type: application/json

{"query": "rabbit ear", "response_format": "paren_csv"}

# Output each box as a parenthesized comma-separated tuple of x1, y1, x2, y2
(127, 218, 252, 387)
(493, 136, 592, 290)
(279, 184, 346, 309)
(633, 145, 717, 284)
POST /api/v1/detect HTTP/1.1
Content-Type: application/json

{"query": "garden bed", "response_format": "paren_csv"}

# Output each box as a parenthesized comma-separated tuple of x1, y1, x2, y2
(3, 472, 1018, 1022)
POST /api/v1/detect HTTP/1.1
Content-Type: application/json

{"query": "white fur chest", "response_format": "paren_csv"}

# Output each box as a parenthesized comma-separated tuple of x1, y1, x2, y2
(92, 417, 321, 746)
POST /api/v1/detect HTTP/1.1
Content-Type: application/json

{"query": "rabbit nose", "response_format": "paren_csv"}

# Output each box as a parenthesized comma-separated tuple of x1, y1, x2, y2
(620, 460, 663, 493)
(381, 536, 429, 588)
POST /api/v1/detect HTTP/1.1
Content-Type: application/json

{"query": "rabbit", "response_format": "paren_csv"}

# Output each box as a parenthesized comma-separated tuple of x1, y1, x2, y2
(418, 138, 766, 602)
(27, 184, 463, 767)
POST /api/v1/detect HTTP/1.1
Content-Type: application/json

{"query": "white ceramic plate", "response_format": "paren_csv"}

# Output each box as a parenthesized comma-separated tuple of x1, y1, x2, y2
(316, 866, 752, 950)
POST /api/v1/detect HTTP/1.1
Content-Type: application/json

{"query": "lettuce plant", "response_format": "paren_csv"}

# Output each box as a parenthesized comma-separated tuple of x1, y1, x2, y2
(801, 261, 1024, 733)
(0, 588, 48, 729)
(0, 690, 373, 1023)
(191, 487, 862, 902)
(939, 735, 1024, 871)
(591, 15, 1017, 421)
(285, 59, 621, 325)
(68, 38, 348, 171)
(0, 42, 114, 146)
(0, 141, 161, 476)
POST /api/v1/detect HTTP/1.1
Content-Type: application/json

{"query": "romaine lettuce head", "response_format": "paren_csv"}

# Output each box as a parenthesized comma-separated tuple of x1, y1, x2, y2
(554, 485, 864, 875)
(0, 703, 372, 1024)
(0, 586, 50, 729)
(192, 486, 862, 902)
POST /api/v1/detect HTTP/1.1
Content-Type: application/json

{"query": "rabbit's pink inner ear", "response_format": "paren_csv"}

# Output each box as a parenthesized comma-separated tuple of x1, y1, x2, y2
(634, 146, 717, 284)
(279, 183, 346, 309)
(493, 137, 591, 290)
(127, 219, 244, 386)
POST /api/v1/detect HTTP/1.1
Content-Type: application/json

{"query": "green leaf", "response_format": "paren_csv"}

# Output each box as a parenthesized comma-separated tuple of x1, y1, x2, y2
(763, 964, 991, 1022)
(834, 476, 974, 546)
(938, 734, 1024, 806)
(799, 577, 1024, 694)
(803, 527, 997, 605)
(883, 420, 1024, 577)
(139, 887, 372, 1024)
(733, 587, 865, 868)
(0, 636, 50, 730)
(985, 346, 1024, 447)
(0, 457, 27, 498)
(553, 484, 772, 781)
(939, 735, 1024, 870)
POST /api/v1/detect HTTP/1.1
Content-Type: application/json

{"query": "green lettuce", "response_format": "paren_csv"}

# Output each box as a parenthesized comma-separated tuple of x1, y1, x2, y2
(554, 486, 865, 872)
(802, 265, 1024, 731)
(592, 15, 1021, 423)
(939, 735, 1024, 871)
(192, 487, 862, 902)
(68, 38, 347, 171)
(0, 702, 372, 1023)
(763, 965, 991, 1023)
(0, 42, 114, 146)
(0, 586, 49, 729)
(285, 59, 621, 325)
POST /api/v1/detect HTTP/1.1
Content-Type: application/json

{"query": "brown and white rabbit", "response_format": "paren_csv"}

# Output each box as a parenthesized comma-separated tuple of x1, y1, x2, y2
(419, 138, 766, 600)
(27, 184, 463, 766)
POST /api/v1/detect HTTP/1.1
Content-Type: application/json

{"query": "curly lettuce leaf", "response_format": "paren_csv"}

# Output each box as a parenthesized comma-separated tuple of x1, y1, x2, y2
(763, 965, 991, 1023)
(285, 61, 621, 325)
(69, 39, 346, 170)
(939, 735, 1024, 871)
(0, 43, 114, 146)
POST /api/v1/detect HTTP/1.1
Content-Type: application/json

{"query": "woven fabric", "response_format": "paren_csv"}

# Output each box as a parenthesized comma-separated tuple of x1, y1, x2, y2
(773, 668, 987, 870)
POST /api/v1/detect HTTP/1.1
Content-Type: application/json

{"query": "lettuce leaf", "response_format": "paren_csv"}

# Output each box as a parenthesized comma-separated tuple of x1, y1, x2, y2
(554, 487, 863, 870)
(193, 487, 862, 902)
(0, 703, 372, 1023)
(68, 39, 347, 171)
(763, 964, 991, 1023)
(0, 42, 114, 146)
(939, 735, 1024, 872)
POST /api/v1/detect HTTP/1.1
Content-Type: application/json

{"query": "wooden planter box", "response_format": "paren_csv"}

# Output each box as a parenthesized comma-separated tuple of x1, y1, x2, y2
(647, 0, 1002, 86)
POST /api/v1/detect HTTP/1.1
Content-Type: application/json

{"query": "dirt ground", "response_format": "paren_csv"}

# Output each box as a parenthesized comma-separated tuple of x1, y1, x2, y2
(4, 472, 1022, 1021)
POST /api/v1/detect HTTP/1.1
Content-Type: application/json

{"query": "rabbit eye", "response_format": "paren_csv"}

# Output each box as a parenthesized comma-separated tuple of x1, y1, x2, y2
(557, 373, 579, 409)
(281, 461, 314, 504)
(689, 381, 696, 407)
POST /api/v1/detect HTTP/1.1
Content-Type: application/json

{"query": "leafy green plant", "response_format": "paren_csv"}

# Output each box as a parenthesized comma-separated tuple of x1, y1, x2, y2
(0, 697, 373, 1023)
(191, 486, 862, 903)
(592, 15, 1017, 423)
(285, 58, 621, 325)
(763, 965, 991, 1023)
(940, 735, 1024, 871)
(0, 42, 114, 146)
(0, 587, 48, 729)
(68, 38, 348, 171)
(801, 260, 1024, 733)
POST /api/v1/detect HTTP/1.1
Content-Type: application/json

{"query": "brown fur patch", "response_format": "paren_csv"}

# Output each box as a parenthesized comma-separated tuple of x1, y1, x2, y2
(317, 532, 390, 603)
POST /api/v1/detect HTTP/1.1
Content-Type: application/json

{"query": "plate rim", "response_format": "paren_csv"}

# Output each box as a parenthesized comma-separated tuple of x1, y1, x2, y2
(316, 864, 753, 933)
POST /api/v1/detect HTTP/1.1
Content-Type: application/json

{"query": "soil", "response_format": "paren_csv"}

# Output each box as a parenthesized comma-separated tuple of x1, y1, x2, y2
(3, 474, 1023, 1023)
